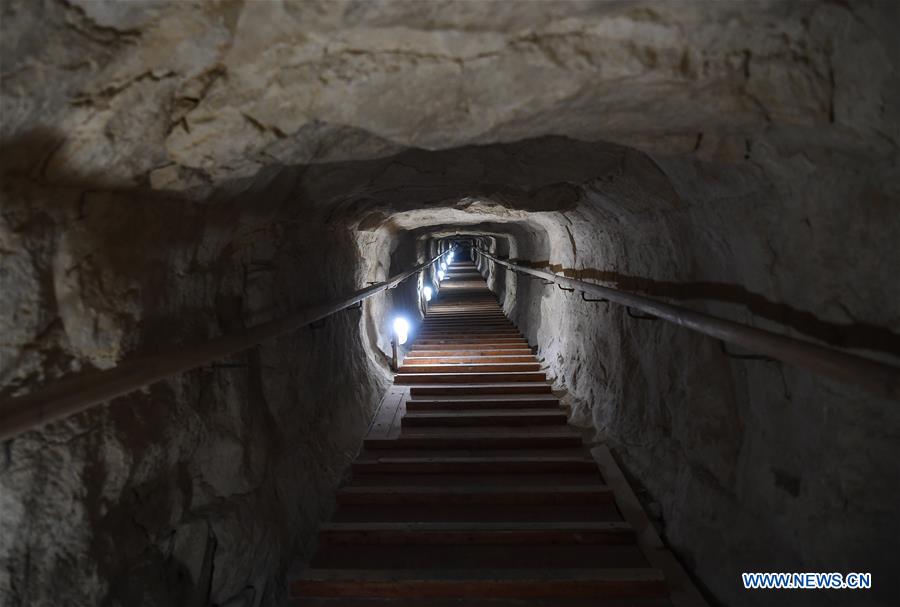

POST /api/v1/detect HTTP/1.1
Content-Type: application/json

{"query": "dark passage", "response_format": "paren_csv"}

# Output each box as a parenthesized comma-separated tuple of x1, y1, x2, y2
(293, 260, 704, 605)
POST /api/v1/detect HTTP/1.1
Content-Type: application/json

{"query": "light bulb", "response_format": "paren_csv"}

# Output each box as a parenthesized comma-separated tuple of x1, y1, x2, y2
(423, 286, 433, 301)
(438, 269, 445, 280)
(392, 317, 409, 345)
(440, 261, 447, 270)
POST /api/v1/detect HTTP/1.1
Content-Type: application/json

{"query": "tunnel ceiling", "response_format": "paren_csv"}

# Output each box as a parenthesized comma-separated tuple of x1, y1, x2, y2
(4, 0, 892, 200)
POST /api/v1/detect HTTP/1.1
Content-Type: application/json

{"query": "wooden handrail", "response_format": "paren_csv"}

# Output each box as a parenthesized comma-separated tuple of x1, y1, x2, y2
(474, 248, 900, 401)
(0, 251, 451, 440)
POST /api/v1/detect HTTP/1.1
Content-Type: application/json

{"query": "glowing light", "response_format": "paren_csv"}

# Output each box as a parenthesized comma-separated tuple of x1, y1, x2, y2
(392, 317, 409, 345)
(423, 286, 433, 301)
(440, 261, 447, 270)
(438, 269, 445, 280)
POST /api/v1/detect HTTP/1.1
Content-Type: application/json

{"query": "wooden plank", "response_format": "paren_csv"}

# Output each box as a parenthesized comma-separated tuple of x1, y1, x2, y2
(419, 332, 520, 337)
(365, 385, 408, 441)
(293, 593, 672, 607)
(336, 485, 614, 505)
(410, 348, 533, 355)
(402, 410, 567, 427)
(352, 456, 598, 474)
(406, 394, 558, 409)
(402, 355, 536, 364)
(399, 363, 541, 373)
(420, 326, 518, 331)
(421, 323, 512, 328)
(416, 337, 526, 343)
(319, 521, 634, 545)
(310, 544, 651, 573)
(591, 446, 708, 607)
(411, 344, 529, 350)
(364, 433, 581, 450)
(395, 371, 547, 384)
(410, 382, 552, 395)
(291, 568, 668, 599)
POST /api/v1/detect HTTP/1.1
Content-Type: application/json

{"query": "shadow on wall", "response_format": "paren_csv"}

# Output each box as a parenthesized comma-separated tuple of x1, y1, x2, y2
(1, 131, 392, 607)
(507, 260, 900, 356)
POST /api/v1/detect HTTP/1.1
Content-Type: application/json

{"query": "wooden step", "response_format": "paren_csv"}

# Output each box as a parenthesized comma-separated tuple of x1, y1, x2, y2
(422, 321, 510, 326)
(420, 329, 514, 334)
(310, 544, 650, 573)
(406, 394, 559, 410)
(364, 432, 581, 450)
(336, 485, 614, 506)
(291, 568, 668, 599)
(427, 304, 499, 308)
(318, 521, 634, 545)
(420, 329, 519, 335)
(352, 456, 598, 474)
(409, 382, 552, 395)
(426, 308, 502, 312)
(398, 363, 541, 373)
(417, 334, 522, 340)
(421, 323, 514, 328)
(421, 319, 505, 323)
(402, 355, 536, 364)
(414, 339, 528, 347)
(331, 502, 623, 524)
(409, 349, 533, 357)
(416, 335, 523, 340)
(410, 349, 533, 357)
(419, 321, 505, 325)
(346, 473, 609, 489)
(395, 372, 547, 385)
(293, 592, 674, 606)
(402, 410, 567, 427)
(411, 343, 529, 350)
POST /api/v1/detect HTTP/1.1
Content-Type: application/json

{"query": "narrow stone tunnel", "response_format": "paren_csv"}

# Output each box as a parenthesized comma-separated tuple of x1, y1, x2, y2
(1, 1, 899, 606)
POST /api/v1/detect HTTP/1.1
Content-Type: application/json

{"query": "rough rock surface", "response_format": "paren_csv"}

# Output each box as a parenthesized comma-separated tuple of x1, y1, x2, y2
(1, 1, 899, 606)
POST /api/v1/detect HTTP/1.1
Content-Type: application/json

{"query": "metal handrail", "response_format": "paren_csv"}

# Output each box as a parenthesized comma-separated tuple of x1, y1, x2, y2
(0, 251, 452, 440)
(474, 248, 900, 401)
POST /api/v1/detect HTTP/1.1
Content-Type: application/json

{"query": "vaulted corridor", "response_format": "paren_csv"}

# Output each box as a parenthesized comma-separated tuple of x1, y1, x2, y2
(2, 2, 899, 607)
(293, 257, 703, 604)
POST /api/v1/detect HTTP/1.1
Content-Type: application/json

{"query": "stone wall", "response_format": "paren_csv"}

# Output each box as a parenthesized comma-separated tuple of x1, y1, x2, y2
(0, 172, 399, 606)
(494, 151, 900, 606)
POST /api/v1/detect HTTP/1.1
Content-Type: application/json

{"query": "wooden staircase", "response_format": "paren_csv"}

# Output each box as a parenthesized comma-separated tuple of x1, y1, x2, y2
(291, 260, 706, 606)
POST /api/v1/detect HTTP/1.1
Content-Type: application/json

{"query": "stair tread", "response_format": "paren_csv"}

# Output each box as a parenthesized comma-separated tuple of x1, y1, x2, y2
(291, 567, 668, 599)
(292, 596, 671, 606)
(409, 350, 534, 356)
(391, 429, 580, 439)
(398, 373, 548, 386)
(408, 393, 557, 402)
(364, 435, 582, 450)
(404, 409, 564, 417)
(310, 544, 649, 571)
(360, 448, 588, 459)
(293, 567, 666, 582)
(337, 485, 611, 496)
(403, 363, 535, 367)
(403, 355, 536, 361)
(409, 382, 552, 389)
(358, 456, 594, 463)
(346, 474, 608, 488)
(399, 364, 541, 373)
(322, 521, 630, 531)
